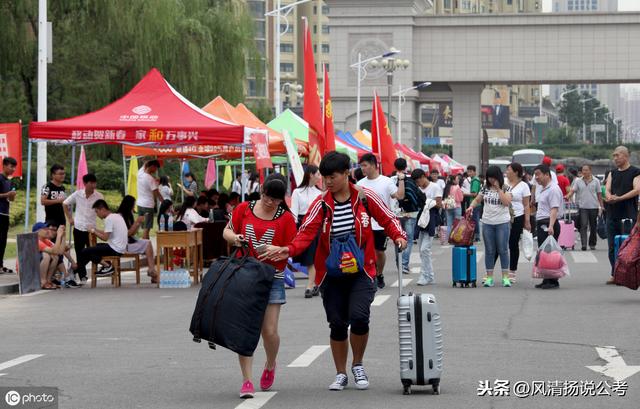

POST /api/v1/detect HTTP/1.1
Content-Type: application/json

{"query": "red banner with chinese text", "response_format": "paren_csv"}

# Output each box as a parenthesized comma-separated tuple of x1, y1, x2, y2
(250, 132, 273, 170)
(0, 123, 23, 177)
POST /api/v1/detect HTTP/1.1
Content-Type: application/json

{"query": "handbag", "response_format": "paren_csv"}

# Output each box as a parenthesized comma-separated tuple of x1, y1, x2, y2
(448, 213, 476, 246)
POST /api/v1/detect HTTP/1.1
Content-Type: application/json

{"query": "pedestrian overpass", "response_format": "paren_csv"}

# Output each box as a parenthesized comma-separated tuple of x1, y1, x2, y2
(325, 0, 640, 167)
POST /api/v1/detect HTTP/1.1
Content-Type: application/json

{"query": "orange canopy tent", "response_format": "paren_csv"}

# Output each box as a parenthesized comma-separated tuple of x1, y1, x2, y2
(123, 97, 307, 159)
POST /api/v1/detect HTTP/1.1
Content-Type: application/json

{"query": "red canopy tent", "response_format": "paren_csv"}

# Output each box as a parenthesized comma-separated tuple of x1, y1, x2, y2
(28, 68, 245, 146)
(394, 143, 431, 167)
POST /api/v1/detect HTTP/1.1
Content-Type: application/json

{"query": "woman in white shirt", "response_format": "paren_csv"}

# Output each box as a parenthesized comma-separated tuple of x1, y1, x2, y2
(176, 196, 208, 230)
(159, 176, 173, 202)
(505, 162, 531, 283)
(290, 165, 322, 298)
(466, 165, 512, 288)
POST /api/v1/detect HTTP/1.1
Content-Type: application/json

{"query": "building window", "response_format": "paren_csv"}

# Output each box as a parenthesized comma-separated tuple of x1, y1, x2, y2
(507, 0, 513, 4)
(313, 25, 317, 34)
(325, 64, 330, 72)
(568, 0, 574, 10)
(247, 79, 265, 97)
(280, 43, 293, 53)
(322, 5, 330, 14)
(254, 21, 265, 38)
(322, 25, 330, 34)
(280, 63, 294, 73)
(248, 1, 265, 19)
(313, 44, 317, 53)
(444, 0, 452, 9)
(322, 43, 330, 53)
(313, 5, 317, 14)
(280, 24, 293, 34)
(256, 39, 266, 56)
(591, 0, 598, 10)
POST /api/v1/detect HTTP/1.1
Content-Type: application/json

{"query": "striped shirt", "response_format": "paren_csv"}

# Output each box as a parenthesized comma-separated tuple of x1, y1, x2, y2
(331, 199, 355, 239)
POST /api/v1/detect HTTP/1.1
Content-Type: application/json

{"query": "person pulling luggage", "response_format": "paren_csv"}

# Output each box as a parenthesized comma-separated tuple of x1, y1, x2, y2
(222, 174, 298, 399)
(262, 151, 407, 392)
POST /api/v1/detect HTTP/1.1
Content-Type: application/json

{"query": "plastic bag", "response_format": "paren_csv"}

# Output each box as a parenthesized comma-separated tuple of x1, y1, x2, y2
(521, 230, 534, 261)
(532, 236, 570, 279)
(597, 215, 607, 239)
(448, 214, 476, 246)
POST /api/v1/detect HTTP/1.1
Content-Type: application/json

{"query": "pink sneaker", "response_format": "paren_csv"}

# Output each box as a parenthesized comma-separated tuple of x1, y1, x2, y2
(239, 380, 255, 399)
(260, 365, 276, 391)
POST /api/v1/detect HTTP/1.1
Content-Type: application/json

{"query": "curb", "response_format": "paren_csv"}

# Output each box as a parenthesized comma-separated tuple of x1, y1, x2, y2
(0, 282, 19, 295)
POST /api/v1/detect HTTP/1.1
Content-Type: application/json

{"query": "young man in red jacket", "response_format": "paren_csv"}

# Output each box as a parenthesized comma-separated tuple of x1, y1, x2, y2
(262, 151, 407, 391)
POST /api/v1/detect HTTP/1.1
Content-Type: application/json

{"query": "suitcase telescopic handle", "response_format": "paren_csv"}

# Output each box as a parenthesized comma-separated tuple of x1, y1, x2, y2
(397, 244, 403, 297)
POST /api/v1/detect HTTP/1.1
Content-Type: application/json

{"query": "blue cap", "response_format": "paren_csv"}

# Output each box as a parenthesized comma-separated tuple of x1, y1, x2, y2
(32, 222, 50, 232)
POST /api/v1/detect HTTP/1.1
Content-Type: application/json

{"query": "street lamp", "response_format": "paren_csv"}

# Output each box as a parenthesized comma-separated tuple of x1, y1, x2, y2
(281, 81, 303, 110)
(579, 97, 595, 143)
(593, 105, 607, 144)
(393, 82, 431, 145)
(349, 47, 400, 131)
(369, 57, 410, 129)
(265, 0, 312, 116)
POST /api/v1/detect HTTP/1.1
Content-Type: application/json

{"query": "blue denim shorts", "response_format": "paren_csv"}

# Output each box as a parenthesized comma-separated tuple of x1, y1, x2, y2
(269, 278, 286, 305)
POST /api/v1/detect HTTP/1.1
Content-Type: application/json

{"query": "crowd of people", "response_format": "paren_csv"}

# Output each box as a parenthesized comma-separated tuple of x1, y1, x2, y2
(1, 144, 638, 398)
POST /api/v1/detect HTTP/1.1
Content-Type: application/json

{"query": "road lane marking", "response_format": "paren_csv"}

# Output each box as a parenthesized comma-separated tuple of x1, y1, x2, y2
(476, 251, 484, 264)
(391, 279, 412, 287)
(287, 345, 330, 368)
(410, 267, 421, 274)
(570, 251, 598, 263)
(372, 295, 391, 306)
(0, 374, 6, 377)
(0, 354, 44, 372)
(586, 346, 640, 381)
(234, 392, 277, 409)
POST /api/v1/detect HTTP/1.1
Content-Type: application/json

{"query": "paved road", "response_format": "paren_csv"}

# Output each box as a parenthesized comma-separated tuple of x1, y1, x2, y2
(1, 241, 639, 409)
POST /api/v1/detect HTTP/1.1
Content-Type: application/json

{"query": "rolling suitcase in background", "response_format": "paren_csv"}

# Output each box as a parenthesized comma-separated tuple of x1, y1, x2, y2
(614, 235, 629, 258)
(558, 209, 576, 250)
(452, 246, 477, 288)
(396, 248, 443, 395)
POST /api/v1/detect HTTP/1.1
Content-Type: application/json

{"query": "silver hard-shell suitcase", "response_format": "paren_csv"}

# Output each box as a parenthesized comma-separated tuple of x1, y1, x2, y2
(396, 248, 443, 395)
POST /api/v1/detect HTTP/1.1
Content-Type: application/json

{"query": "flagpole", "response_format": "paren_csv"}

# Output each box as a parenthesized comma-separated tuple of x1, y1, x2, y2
(70, 144, 76, 194)
(374, 92, 382, 175)
(122, 148, 127, 196)
(36, 0, 48, 223)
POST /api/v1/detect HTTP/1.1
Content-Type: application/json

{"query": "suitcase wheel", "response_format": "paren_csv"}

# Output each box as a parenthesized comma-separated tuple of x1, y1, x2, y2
(452, 282, 457, 288)
(433, 384, 440, 395)
(403, 385, 412, 395)
(192, 337, 202, 343)
(471, 281, 477, 288)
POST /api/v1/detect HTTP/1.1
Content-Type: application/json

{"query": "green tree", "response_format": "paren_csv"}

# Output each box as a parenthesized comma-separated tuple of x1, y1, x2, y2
(0, 0, 259, 167)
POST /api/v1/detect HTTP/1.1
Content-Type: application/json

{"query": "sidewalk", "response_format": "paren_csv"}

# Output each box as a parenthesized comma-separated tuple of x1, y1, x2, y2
(0, 257, 18, 294)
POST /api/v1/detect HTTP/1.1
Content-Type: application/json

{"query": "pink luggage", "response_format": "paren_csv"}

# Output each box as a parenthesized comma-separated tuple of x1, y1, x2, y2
(558, 219, 576, 250)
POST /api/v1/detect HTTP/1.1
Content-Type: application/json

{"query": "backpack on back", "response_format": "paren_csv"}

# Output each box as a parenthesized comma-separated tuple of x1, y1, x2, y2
(399, 176, 426, 213)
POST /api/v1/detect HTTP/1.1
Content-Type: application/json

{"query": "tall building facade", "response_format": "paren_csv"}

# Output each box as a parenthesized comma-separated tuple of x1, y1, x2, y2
(549, 0, 620, 119)
(248, 0, 331, 110)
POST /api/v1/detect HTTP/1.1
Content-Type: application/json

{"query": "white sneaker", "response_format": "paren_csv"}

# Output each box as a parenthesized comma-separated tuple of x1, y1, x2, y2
(416, 277, 433, 286)
(329, 373, 348, 391)
(351, 365, 369, 390)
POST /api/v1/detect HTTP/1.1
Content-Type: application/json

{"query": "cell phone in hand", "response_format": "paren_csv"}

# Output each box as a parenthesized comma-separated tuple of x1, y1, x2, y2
(254, 243, 267, 254)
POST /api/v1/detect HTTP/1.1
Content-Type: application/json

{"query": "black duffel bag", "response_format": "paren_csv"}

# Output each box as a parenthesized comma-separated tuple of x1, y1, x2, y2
(190, 246, 275, 356)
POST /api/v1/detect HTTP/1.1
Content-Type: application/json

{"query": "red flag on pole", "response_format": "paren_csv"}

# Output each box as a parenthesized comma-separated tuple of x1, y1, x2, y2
(371, 92, 397, 176)
(0, 122, 23, 177)
(303, 18, 324, 166)
(323, 65, 336, 152)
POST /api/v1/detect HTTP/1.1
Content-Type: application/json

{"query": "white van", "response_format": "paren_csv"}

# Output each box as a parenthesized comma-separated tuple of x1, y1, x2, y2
(512, 149, 545, 174)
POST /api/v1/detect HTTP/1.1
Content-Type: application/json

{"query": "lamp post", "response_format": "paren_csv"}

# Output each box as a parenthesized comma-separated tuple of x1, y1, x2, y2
(593, 105, 607, 144)
(265, 0, 311, 116)
(281, 80, 303, 110)
(393, 82, 431, 145)
(579, 97, 595, 143)
(349, 48, 400, 131)
(370, 57, 410, 130)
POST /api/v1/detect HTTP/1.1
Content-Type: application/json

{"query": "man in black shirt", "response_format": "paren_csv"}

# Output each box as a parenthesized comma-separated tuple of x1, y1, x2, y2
(41, 164, 67, 227)
(0, 157, 17, 273)
(605, 146, 640, 283)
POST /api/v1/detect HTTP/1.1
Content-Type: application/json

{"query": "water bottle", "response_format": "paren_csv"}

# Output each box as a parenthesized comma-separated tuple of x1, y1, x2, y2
(158, 217, 164, 232)
(167, 215, 174, 231)
(209, 208, 214, 222)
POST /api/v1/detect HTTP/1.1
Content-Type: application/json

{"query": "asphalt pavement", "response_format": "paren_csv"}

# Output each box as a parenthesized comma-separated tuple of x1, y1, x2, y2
(1, 239, 639, 409)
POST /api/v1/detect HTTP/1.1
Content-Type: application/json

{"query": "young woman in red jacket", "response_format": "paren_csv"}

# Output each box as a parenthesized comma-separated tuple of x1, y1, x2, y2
(262, 151, 407, 391)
